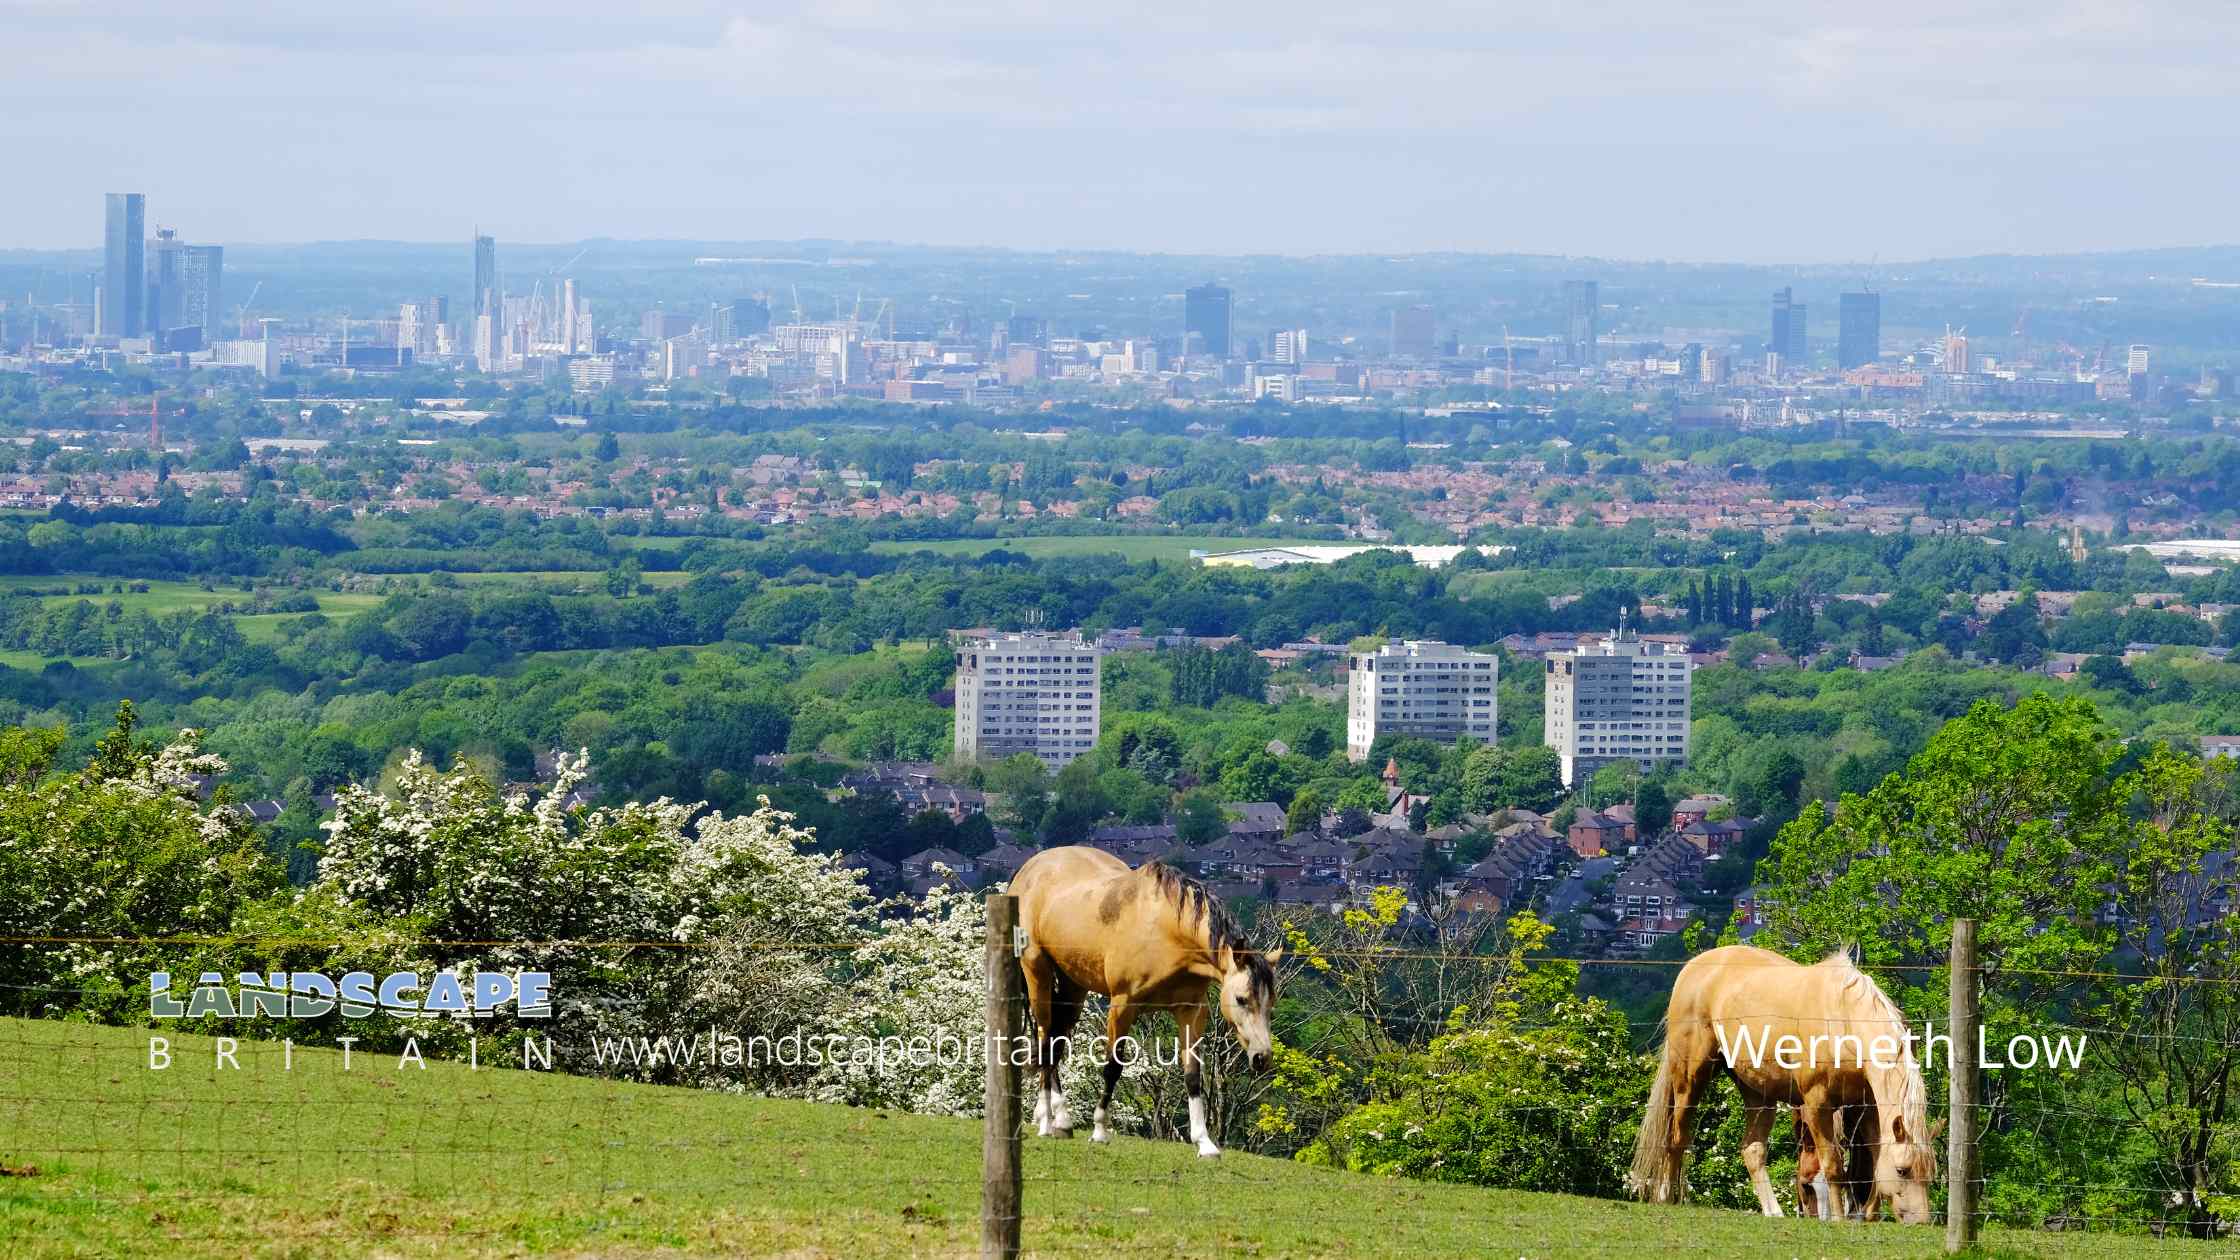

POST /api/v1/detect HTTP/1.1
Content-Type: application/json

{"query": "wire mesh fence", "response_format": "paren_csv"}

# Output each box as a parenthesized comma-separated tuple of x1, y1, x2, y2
(2, 914, 2237, 1257)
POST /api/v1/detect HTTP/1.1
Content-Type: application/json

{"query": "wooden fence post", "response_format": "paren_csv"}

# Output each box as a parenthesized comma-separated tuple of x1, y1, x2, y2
(982, 893, 1023, 1260)
(1946, 917, 1980, 1254)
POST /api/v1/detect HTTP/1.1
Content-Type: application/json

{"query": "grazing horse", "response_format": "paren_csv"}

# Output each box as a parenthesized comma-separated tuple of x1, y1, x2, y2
(1630, 945, 1940, 1223)
(1011, 846, 1280, 1157)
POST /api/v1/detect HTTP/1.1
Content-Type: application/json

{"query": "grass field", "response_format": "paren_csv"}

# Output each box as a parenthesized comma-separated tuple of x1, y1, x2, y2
(869, 535, 1343, 564)
(0, 576, 384, 621)
(0, 1019, 2201, 1259)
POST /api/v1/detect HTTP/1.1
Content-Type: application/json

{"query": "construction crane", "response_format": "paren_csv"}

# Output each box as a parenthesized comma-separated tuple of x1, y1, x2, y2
(790, 283, 804, 323)
(235, 280, 263, 335)
(1502, 324, 1515, 393)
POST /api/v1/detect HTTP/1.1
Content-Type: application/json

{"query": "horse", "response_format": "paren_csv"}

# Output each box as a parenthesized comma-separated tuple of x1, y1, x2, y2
(1630, 944, 1940, 1223)
(1010, 845, 1280, 1157)
(1792, 1106, 1875, 1220)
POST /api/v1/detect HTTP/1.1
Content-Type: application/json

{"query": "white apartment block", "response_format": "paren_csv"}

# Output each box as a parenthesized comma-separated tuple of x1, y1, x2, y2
(1544, 628, 1692, 786)
(1346, 640, 1499, 762)
(952, 631, 1101, 768)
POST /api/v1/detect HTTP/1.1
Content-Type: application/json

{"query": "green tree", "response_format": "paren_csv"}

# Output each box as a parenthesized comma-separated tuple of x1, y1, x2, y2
(1174, 790, 1229, 847)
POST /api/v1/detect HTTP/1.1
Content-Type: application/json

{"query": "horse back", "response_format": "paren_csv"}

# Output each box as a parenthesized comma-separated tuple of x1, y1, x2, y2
(1013, 846, 1138, 996)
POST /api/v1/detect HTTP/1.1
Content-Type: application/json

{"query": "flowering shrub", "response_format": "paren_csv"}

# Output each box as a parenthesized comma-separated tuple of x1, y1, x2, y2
(0, 705, 281, 1023)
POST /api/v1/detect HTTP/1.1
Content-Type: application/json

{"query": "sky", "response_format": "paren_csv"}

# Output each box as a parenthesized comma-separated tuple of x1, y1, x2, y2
(2, 0, 2235, 261)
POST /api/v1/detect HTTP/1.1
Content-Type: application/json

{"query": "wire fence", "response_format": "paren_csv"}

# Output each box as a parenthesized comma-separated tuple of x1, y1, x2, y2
(2, 914, 2237, 1257)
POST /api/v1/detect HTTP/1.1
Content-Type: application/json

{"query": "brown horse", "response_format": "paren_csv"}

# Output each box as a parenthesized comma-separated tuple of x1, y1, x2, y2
(1631, 945, 1940, 1223)
(1011, 846, 1280, 1156)
(1793, 1107, 1875, 1219)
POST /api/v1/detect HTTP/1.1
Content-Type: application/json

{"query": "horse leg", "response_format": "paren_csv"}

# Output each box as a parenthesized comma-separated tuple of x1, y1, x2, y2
(1092, 994, 1139, 1144)
(1178, 998, 1221, 1157)
(1737, 1086, 1784, 1217)
(1797, 1100, 1847, 1222)
(1021, 949, 1060, 1137)
(1654, 1033, 1714, 1200)
(1793, 1113, 1823, 1220)
(1041, 974, 1085, 1136)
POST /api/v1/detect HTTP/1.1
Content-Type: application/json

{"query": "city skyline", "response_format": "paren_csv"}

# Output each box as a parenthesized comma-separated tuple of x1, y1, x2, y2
(3, 3, 2236, 260)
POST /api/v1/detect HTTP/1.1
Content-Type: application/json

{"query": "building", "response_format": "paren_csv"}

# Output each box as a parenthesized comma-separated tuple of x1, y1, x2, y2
(1943, 326, 1971, 373)
(1771, 287, 1806, 367)
(1184, 283, 1232, 359)
(1563, 279, 1598, 366)
(952, 631, 1101, 768)
(1004, 314, 1048, 349)
(1266, 327, 1308, 364)
(1345, 640, 1499, 762)
(1005, 344, 1047, 386)
(1837, 291, 1880, 369)
(178, 244, 223, 344)
(1543, 624, 1693, 786)
(1389, 305, 1436, 358)
(473, 234, 498, 334)
(102, 193, 146, 338)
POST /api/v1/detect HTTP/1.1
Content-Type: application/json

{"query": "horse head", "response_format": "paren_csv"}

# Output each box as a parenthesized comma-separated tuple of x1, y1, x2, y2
(1214, 942, 1282, 1072)
(1871, 1113, 1941, 1224)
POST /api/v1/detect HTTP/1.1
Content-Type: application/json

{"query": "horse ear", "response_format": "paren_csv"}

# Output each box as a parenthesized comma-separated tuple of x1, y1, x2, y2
(1927, 1117, 1945, 1142)
(1891, 1117, 1908, 1145)
(1215, 943, 1236, 973)
(1265, 944, 1284, 965)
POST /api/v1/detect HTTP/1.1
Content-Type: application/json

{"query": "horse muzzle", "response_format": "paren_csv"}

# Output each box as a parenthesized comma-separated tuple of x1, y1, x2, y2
(1250, 1052, 1271, 1074)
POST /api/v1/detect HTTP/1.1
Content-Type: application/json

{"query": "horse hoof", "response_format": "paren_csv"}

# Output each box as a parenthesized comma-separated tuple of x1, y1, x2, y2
(1197, 1144, 1222, 1158)
(1091, 1128, 1111, 1144)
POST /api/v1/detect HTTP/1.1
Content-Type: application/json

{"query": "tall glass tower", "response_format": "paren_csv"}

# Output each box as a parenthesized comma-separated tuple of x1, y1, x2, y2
(103, 193, 146, 337)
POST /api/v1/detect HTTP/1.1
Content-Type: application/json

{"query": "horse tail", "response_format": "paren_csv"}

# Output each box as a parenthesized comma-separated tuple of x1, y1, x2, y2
(1630, 1020, 1684, 1203)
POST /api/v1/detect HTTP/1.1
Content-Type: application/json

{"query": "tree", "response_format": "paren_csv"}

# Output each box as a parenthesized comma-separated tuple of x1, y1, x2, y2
(1585, 762, 1638, 809)
(1730, 745, 1804, 820)
(1284, 785, 1327, 836)
(984, 753, 1051, 834)
(1498, 746, 1565, 815)
(1757, 693, 2127, 980)
(1632, 779, 1672, 837)
(2091, 747, 2240, 1237)
(1175, 790, 1229, 847)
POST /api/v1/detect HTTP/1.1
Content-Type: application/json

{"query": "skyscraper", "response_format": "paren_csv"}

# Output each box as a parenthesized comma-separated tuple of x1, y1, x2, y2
(1771, 288, 1807, 365)
(146, 228, 186, 335)
(1563, 280, 1598, 366)
(1837, 292, 1881, 369)
(1184, 283, 1232, 358)
(473, 234, 498, 322)
(179, 245, 222, 343)
(103, 193, 146, 338)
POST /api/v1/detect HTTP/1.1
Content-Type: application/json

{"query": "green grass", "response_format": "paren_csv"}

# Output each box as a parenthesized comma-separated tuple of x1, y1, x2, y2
(0, 1018, 2199, 1259)
(869, 535, 1345, 564)
(0, 577, 382, 621)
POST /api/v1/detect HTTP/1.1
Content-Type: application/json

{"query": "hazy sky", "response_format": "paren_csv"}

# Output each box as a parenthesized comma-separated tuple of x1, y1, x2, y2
(3, 1, 2234, 260)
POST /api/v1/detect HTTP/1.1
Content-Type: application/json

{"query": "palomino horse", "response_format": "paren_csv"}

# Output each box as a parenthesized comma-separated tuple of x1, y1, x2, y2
(1631, 944, 1940, 1223)
(1011, 846, 1280, 1156)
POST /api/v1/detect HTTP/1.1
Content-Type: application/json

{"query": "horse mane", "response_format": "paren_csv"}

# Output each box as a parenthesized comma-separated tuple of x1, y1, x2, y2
(1817, 949, 1934, 1153)
(1143, 861, 1275, 1000)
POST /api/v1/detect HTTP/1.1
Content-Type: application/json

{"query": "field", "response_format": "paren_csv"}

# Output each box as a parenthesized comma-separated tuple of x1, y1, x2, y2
(0, 1018, 2203, 1259)
(0, 575, 384, 623)
(869, 535, 1342, 564)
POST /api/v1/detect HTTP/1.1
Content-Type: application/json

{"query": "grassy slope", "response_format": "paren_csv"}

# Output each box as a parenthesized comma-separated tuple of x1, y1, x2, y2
(868, 535, 1340, 564)
(0, 1018, 2195, 1259)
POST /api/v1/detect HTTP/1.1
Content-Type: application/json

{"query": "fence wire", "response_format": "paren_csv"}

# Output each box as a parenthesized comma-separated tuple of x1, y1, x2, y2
(3, 928, 2236, 1257)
